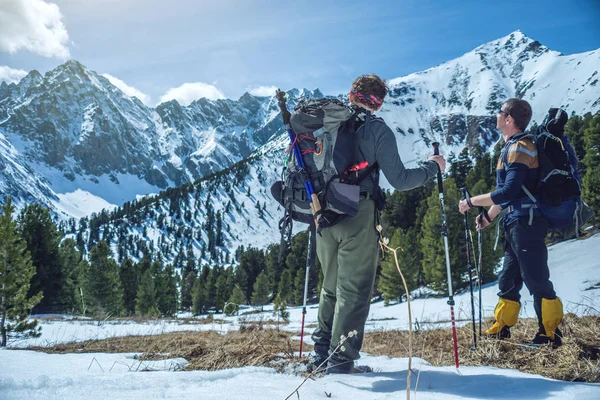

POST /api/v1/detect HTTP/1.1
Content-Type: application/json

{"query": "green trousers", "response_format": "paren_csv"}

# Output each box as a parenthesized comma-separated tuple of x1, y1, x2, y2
(311, 199, 380, 361)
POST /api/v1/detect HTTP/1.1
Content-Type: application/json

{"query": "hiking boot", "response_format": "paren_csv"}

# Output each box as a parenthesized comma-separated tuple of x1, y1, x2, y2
(325, 357, 372, 374)
(498, 325, 511, 339)
(484, 325, 511, 340)
(484, 298, 520, 338)
(531, 327, 563, 348)
(306, 351, 329, 373)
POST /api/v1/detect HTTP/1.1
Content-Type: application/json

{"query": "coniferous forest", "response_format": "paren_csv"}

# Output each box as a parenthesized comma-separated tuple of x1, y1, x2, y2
(1, 111, 598, 340)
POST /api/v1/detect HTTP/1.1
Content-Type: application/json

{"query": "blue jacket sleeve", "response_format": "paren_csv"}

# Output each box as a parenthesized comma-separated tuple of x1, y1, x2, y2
(490, 163, 528, 206)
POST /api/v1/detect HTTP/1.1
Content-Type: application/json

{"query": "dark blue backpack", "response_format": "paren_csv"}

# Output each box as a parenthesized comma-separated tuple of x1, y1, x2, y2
(504, 108, 593, 235)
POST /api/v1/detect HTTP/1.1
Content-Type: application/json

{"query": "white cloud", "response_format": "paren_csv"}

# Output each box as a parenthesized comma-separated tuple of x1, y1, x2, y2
(102, 73, 151, 106)
(158, 82, 226, 106)
(0, 66, 28, 84)
(247, 85, 278, 97)
(0, 0, 70, 59)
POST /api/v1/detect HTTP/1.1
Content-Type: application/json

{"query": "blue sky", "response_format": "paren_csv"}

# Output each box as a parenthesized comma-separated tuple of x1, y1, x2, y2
(0, 0, 599, 106)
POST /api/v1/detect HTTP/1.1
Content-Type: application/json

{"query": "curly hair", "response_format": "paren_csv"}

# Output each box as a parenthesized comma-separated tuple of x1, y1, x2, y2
(351, 74, 388, 108)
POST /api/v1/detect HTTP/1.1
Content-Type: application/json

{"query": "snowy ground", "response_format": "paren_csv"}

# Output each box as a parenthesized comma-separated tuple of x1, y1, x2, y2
(1, 234, 600, 399)
(2, 351, 599, 400)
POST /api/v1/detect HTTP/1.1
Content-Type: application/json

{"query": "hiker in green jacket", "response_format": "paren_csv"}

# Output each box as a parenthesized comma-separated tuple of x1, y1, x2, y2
(310, 74, 446, 374)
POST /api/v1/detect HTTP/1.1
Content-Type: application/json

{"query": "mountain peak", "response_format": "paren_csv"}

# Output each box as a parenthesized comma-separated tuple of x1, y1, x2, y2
(16, 69, 43, 91)
(239, 91, 256, 101)
(48, 59, 90, 80)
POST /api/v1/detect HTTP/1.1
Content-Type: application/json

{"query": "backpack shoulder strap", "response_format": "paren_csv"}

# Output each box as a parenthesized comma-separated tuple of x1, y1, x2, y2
(501, 132, 536, 167)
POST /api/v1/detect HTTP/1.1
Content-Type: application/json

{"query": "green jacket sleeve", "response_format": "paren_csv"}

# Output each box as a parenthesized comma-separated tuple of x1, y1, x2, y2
(374, 121, 438, 191)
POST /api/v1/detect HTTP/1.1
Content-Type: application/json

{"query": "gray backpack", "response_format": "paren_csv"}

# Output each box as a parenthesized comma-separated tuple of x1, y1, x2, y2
(271, 98, 378, 231)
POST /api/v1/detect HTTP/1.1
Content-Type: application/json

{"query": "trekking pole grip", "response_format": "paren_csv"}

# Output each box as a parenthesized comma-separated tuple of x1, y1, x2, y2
(432, 142, 440, 156)
(276, 89, 291, 125)
(461, 187, 474, 208)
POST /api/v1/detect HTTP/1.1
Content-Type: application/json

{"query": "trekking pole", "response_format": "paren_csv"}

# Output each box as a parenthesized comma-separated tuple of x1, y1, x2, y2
(460, 188, 477, 350)
(475, 228, 483, 337)
(275, 89, 322, 228)
(299, 225, 315, 358)
(476, 207, 491, 337)
(432, 142, 460, 369)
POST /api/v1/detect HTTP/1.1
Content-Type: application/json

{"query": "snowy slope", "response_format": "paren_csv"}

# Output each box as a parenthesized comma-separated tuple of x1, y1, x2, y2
(2, 233, 600, 400)
(379, 30, 600, 175)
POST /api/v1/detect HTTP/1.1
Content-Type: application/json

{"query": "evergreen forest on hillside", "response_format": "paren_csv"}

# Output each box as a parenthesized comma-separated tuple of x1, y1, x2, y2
(1, 111, 599, 343)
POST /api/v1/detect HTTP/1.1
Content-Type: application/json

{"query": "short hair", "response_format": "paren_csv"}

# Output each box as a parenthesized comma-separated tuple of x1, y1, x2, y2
(503, 98, 532, 131)
(351, 74, 388, 107)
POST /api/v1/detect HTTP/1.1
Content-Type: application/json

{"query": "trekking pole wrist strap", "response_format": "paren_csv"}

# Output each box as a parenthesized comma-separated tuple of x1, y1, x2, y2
(479, 207, 492, 223)
(461, 187, 474, 209)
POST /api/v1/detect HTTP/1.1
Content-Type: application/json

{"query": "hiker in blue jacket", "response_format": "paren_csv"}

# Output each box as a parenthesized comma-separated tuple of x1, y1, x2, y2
(458, 98, 563, 347)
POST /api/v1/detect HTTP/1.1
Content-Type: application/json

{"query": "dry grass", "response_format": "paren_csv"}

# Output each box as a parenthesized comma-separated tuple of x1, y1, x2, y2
(363, 314, 600, 382)
(26, 326, 306, 373)
(22, 314, 600, 382)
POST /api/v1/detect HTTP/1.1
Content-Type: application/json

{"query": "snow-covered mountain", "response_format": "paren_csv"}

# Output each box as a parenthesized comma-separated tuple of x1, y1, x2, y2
(0, 61, 319, 216)
(1, 30, 599, 230)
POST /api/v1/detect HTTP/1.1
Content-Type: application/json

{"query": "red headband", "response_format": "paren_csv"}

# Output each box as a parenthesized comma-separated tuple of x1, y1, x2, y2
(350, 90, 383, 107)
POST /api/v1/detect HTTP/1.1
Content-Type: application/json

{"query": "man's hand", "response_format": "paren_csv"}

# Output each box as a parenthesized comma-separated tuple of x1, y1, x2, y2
(429, 155, 446, 171)
(458, 199, 471, 214)
(476, 213, 492, 230)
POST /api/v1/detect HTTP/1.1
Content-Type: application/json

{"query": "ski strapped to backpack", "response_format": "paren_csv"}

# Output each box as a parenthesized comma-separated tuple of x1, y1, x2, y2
(500, 108, 594, 236)
(275, 89, 323, 228)
(271, 93, 383, 243)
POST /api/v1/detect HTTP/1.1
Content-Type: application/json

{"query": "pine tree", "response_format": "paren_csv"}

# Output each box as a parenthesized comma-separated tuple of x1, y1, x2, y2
(150, 259, 167, 315)
(464, 151, 496, 191)
(204, 267, 218, 310)
(251, 271, 270, 311)
(285, 231, 308, 276)
(293, 267, 305, 306)
(0, 199, 43, 346)
(381, 185, 432, 232)
(277, 269, 293, 304)
(265, 243, 284, 295)
(215, 272, 228, 312)
(272, 295, 289, 325)
(216, 211, 224, 246)
(17, 203, 63, 313)
(378, 227, 421, 305)
(582, 113, 600, 224)
(564, 114, 586, 175)
(420, 178, 467, 293)
(120, 258, 138, 315)
(191, 277, 206, 316)
(58, 238, 85, 313)
(161, 263, 179, 316)
(448, 147, 473, 190)
(180, 270, 196, 311)
(238, 247, 266, 301)
(87, 241, 124, 317)
(229, 285, 246, 306)
(136, 269, 158, 317)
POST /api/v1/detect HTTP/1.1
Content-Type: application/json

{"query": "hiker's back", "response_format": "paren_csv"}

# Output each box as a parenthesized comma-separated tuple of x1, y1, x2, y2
(502, 108, 593, 234)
